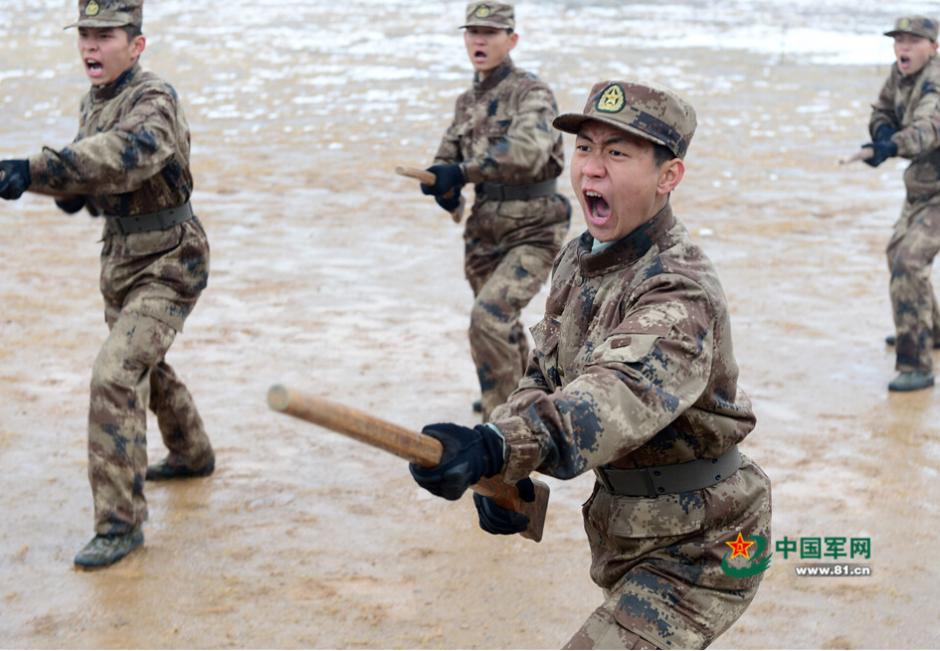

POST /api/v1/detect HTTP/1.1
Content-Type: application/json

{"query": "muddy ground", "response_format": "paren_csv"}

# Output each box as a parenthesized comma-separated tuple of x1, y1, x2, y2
(2, 2, 939, 648)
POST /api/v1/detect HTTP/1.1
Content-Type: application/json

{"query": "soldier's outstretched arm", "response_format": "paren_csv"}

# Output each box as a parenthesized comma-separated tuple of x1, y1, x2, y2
(27, 84, 180, 197)
(1, 159, 87, 208)
(0, 159, 31, 201)
(267, 386, 549, 542)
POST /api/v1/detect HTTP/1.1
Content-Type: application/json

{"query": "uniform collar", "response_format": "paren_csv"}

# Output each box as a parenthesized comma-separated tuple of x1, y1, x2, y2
(473, 56, 514, 93)
(577, 202, 677, 277)
(91, 62, 140, 102)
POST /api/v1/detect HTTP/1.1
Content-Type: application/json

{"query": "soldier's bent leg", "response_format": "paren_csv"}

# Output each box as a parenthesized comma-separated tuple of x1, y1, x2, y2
(469, 244, 556, 419)
(88, 311, 178, 534)
(565, 603, 660, 650)
(149, 361, 213, 471)
(927, 279, 940, 340)
(887, 204, 940, 373)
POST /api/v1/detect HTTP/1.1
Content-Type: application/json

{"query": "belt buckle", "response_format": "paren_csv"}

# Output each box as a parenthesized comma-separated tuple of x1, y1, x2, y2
(642, 468, 661, 498)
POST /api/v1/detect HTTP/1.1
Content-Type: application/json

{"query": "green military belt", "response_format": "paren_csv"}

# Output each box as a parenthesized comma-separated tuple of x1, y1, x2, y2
(595, 445, 741, 497)
(476, 178, 557, 201)
(105, 201, 193, 235)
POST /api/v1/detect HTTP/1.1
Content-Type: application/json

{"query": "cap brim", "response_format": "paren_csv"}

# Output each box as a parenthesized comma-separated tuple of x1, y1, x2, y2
(553, 113, 671, 150)
(460, 21, 511, 29)
(64, 18, 131, 30)
(884, 29, 935, 39)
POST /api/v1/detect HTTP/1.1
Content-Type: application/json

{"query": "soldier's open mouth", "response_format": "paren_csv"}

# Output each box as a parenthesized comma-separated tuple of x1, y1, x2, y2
(585, 190, 612, 223)
(473, 50, 486, 61)
(85, 59, 103, 72)
(899, 55, 910, 66)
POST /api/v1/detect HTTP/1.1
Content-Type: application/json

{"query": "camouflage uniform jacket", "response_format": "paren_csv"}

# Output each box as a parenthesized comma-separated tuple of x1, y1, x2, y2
(27, 62, 207, 332)
(491, 203, 756, 482)
(433, 56, 564, 191)
(28, 62, 192, 217)
(870, 56, 940, 204)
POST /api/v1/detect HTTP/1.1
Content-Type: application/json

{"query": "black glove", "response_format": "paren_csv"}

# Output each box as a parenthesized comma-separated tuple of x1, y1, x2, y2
(55, 196, 86, 215)
(862, 139, 898, 168)
(420, 163, 465, 197)
(0, 159, 31, 200)
(872, 124, 897, 143)
(473, 478, 535, 535)
(409, 423, 504, 501)
(434, 193, 461, 213)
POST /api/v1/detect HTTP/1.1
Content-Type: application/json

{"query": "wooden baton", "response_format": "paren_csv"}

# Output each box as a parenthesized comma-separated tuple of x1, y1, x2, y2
(395, 166, 465, 224)
(838, 148, 875, 165)
(267, 384, 548, 542)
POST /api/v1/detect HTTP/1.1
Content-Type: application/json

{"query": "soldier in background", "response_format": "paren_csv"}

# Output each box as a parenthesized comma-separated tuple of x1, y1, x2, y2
(419, 1, 570, 419)
(0, 0, 214, 568)
(410, 81, 771, 649)
(865, 15, 940, 391)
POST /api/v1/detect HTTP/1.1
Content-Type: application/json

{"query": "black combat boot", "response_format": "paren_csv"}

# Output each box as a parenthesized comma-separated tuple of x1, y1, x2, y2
(74, 528, 144, 569)
(146, 454, 215, 481)
(888, 371, 935, 392)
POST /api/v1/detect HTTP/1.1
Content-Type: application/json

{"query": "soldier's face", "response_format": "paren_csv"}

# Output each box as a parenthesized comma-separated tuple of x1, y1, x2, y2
(463, 27, 518, 75)
(893, 33, 937, 76)
(571, 121, 684, 242)
(78, 27, 146, 86)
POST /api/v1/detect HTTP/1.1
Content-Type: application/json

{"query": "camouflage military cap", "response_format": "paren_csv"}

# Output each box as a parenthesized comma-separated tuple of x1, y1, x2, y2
(65, 0, 143, 30)
(461, 2, 515, 30)
(554, 80, 697, 159)
(885, 15, 938, 42)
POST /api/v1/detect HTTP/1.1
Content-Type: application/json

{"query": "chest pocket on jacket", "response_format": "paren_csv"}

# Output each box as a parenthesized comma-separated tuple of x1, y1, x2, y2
(530, 316, 562, 388)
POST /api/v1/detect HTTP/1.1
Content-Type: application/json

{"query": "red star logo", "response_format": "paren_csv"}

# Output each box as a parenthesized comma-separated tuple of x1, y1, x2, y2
(725, 532, 756, 560)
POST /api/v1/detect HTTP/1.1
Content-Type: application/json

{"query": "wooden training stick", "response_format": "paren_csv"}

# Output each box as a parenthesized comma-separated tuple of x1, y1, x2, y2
(395, 166, 465, 224)
(838, 148, 876, 165)
(267, 384, 549, 542)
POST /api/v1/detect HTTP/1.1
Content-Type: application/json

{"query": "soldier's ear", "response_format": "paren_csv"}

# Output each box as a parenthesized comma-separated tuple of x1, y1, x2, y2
(131, 34, 146, 59)
(656, 158, 684, 196)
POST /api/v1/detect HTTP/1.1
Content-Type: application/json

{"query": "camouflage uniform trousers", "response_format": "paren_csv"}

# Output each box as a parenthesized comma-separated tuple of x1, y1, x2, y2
(464, 194, 569, 419)
(565, 458, 772, 650)
(89, 218, 212, 535)
(886, 198, 940, 373)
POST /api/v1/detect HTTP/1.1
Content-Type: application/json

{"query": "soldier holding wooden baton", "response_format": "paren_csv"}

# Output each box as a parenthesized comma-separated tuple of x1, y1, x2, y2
(411, 80, 772, 650)
(414, 2, 570, 420)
